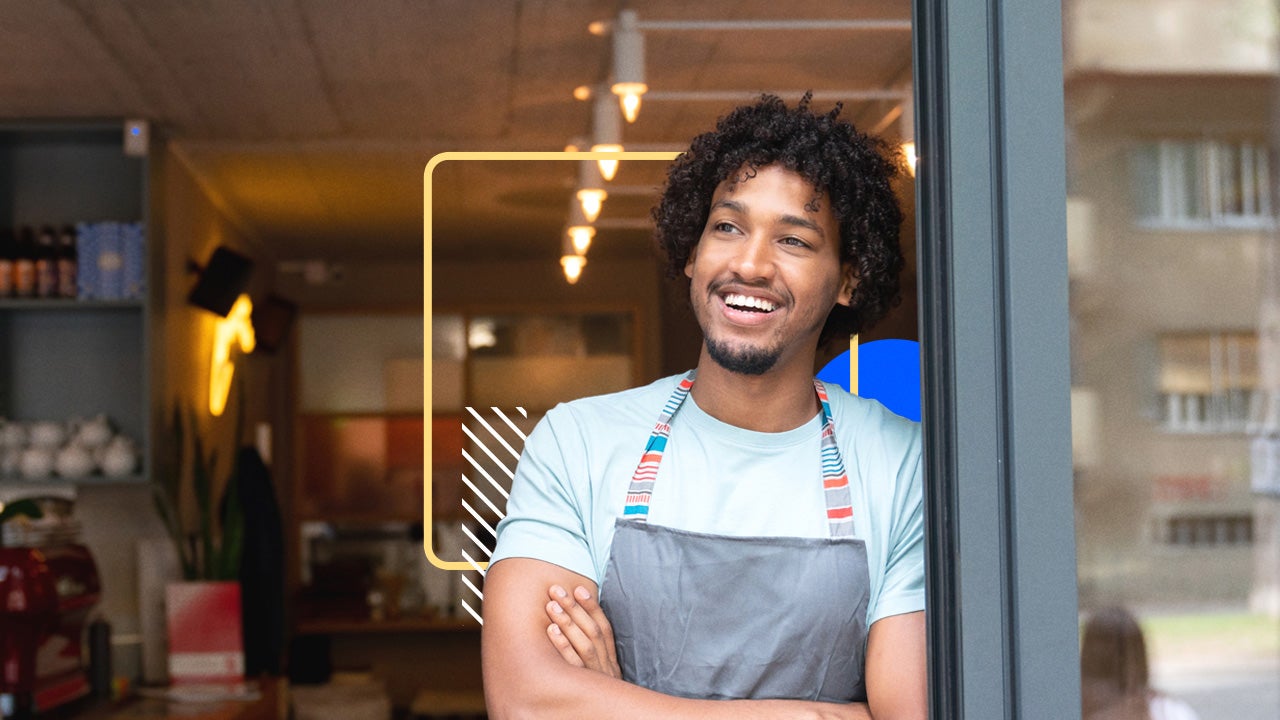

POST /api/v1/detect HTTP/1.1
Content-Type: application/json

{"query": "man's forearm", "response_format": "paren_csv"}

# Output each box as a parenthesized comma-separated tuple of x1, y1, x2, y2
(485, 664, 871, 720)
(481, 559, 878, 720)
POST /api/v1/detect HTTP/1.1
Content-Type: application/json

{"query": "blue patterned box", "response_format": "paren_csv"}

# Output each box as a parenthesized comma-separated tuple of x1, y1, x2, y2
(122, 222, 146, 299)
(96, 223, 124, 300)
(75, 222, 99, 299)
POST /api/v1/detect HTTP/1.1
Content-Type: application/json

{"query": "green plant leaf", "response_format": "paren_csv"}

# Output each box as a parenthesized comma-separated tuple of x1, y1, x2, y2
(190, 406, 214, 580)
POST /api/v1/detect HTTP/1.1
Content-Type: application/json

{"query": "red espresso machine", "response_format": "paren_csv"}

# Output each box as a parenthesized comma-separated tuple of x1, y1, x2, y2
(0, 507, 101, 719)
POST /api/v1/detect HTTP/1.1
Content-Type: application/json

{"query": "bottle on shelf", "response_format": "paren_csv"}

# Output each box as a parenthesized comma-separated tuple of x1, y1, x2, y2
(0, 227, 14, 298)
(13, 226, 36, 298)
(56, 225, 78, 299)
(35, 225, 58, 299)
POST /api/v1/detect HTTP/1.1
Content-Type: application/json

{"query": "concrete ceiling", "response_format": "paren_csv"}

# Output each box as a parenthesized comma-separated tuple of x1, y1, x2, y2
(0, 0, 914, 263)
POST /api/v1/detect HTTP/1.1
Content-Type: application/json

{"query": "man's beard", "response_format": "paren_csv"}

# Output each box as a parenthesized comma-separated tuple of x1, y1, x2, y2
(705, 336, 780, 376)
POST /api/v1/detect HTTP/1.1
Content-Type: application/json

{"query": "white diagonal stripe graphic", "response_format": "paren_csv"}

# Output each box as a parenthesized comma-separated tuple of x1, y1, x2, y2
(461, 499, 497, 537)
(436, 409, 530, 573)
(462, 425, 515, 480)
(461, 549, 487, 576)
(491, 407, 528, 442)
(462, 523, 493, 558)
(462, 474, 505, 519)
(466, 406, 521, 460)
(461, 573, 484, 601)
(461, 599, 483, 625)
(462, 448, 511, 499)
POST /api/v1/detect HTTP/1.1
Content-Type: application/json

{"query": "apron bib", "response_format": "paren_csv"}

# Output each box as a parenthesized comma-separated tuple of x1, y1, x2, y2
(599, 372, 872, 702)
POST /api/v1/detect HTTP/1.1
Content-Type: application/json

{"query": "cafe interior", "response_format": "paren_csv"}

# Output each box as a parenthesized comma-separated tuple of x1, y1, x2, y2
(0, 2, 918, 718)
(2, 1, 1278, 719)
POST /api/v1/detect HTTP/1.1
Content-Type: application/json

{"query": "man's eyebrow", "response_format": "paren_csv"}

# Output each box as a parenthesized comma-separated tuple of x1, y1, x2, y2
(778, 213, 824, 238)
(710, 199, 826, 238)
(711, 199, 746, 214)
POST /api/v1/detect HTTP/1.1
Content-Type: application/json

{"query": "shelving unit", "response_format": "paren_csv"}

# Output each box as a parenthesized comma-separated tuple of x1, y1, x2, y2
(0, 122, 153, 487)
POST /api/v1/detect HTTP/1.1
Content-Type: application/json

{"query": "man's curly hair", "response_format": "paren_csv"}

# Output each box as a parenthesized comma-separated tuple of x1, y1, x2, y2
(653, 93, 905, 340)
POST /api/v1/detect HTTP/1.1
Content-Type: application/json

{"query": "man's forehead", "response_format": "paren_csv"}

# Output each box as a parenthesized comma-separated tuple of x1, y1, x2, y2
(714, 164, 829, 213)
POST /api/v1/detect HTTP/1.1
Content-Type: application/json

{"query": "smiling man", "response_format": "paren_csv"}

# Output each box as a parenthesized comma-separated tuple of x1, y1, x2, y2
(482, 95, 925, 720)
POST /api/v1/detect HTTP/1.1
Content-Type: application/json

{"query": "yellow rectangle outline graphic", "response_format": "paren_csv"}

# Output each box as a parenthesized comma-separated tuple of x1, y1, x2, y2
(423, 150, 681, 571)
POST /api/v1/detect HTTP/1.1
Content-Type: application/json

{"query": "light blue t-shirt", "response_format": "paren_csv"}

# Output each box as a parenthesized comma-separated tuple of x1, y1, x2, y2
(490, 373, 925, 626)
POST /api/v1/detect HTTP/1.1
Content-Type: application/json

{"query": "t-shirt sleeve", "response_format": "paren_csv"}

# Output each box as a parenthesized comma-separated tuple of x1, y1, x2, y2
(489, 408, 599, 583)
(868, 426, 926, 626)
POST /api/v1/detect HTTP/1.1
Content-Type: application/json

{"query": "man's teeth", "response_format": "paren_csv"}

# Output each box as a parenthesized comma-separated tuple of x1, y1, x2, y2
(723, 293, 776, 312)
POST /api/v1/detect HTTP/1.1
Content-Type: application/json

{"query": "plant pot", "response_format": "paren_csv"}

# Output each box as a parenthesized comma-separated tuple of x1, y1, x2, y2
(165, 581, 243, 685)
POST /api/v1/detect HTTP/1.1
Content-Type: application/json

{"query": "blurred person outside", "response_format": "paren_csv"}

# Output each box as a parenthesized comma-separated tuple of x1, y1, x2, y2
(1081, 606, 1201, 720)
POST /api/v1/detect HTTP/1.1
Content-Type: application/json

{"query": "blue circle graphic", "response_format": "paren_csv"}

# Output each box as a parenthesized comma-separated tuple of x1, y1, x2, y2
(816, 339, 921, 422)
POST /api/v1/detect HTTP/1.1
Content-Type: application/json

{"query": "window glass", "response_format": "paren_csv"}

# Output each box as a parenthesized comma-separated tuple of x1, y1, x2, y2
(1065, 2, 1280, 718)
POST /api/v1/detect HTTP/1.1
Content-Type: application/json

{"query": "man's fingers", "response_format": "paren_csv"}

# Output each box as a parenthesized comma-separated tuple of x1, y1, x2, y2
(546, 623, 585, 667)
(546, 599, 601, 666)
(572, 585, 618, 666)
(551, 586, 607, 645)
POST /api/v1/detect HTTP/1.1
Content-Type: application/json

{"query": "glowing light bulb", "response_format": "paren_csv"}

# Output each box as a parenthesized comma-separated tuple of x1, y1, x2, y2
(591, 144, 623, 181)
(576, 188, 606, 222)
(561, 254, 586, 284)
(612, 82, 647, 123)
(902, 142, 917, 176)
(568, 226, 595, 255)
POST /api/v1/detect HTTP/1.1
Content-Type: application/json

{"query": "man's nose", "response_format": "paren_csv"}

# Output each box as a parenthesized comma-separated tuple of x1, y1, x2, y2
(729, 234, 775, 280)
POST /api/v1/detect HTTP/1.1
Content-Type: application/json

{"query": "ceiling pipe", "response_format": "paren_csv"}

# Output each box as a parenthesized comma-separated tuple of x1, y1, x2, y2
(591, 18, 911, 33)
(644, 89, 908, 103)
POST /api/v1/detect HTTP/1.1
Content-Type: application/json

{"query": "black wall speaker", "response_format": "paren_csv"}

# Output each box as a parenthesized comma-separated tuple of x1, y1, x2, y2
(188, 246, 254, 316)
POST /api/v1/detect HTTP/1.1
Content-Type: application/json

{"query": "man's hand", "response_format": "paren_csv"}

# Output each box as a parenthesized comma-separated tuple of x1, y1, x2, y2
(544, 584, 622, 679)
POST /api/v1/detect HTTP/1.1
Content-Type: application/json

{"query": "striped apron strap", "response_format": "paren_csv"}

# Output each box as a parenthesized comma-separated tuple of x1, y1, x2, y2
(621, 373, 856, 538)
(815, 380, 856, 538)
(622, 371, 695, 521)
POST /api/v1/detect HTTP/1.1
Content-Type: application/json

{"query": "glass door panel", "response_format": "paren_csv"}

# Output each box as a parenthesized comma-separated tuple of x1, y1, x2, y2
(1065, 3, 1280, 717)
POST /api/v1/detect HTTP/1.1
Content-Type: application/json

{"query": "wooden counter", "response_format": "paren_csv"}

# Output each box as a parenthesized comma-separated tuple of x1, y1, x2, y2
(62, 678, 284, 720)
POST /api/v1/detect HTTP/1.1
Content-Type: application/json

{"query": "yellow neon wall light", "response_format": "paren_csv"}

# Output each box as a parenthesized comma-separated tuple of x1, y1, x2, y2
(209, 294, 255, 416)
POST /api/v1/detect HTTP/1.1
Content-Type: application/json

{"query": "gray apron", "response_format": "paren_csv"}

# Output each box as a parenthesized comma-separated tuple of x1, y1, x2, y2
(599, 372, 872, 702)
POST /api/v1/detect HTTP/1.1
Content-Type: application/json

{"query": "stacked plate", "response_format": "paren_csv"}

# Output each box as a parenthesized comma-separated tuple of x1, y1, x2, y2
(2, 516, 83, 548)
(1, 495, 83, 547)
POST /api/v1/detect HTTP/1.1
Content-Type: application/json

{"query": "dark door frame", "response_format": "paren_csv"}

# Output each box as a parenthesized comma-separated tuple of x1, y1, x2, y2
(914, 1, 1081, 716)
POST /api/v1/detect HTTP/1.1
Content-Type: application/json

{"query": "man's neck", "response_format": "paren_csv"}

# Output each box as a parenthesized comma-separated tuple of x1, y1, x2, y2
(689, 348, 820, 433)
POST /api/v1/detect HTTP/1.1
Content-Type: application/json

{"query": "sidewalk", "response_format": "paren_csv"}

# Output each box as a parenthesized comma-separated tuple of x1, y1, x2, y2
(1143, 611, 1280, 720)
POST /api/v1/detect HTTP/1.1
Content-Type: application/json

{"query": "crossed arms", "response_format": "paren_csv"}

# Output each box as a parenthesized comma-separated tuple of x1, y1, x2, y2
(481, 557, 926, 720)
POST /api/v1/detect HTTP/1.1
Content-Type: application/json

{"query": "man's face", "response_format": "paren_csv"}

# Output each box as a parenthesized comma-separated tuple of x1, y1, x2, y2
(685, 164, 853, 376)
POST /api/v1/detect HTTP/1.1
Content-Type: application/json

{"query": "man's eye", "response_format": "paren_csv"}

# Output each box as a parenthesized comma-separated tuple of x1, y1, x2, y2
(780, 236, 810, 248)
(714, 222, 740, 234)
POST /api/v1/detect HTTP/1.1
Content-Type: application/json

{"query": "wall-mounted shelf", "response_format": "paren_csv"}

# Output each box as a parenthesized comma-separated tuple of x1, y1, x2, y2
(0, 122, 153, 486)
(0, 474, 147, 487)
(0, 299, 144, 311)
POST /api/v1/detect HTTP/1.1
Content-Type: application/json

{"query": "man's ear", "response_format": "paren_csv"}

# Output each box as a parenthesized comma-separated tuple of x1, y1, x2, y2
(684, 248, 697, 279)
(836, 263, 857, 307)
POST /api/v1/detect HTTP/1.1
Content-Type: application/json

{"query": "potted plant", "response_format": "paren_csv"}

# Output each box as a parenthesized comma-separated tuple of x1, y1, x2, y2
(150, 393, 247, 685)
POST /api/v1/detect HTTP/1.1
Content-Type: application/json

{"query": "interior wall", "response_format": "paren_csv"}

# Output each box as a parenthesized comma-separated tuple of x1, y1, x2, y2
(275, 254, 668, 384)
(274, 252, 667, 705)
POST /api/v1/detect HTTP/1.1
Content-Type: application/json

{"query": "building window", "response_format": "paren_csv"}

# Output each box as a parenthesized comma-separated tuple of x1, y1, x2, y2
(1132, 139, 1275, 229)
